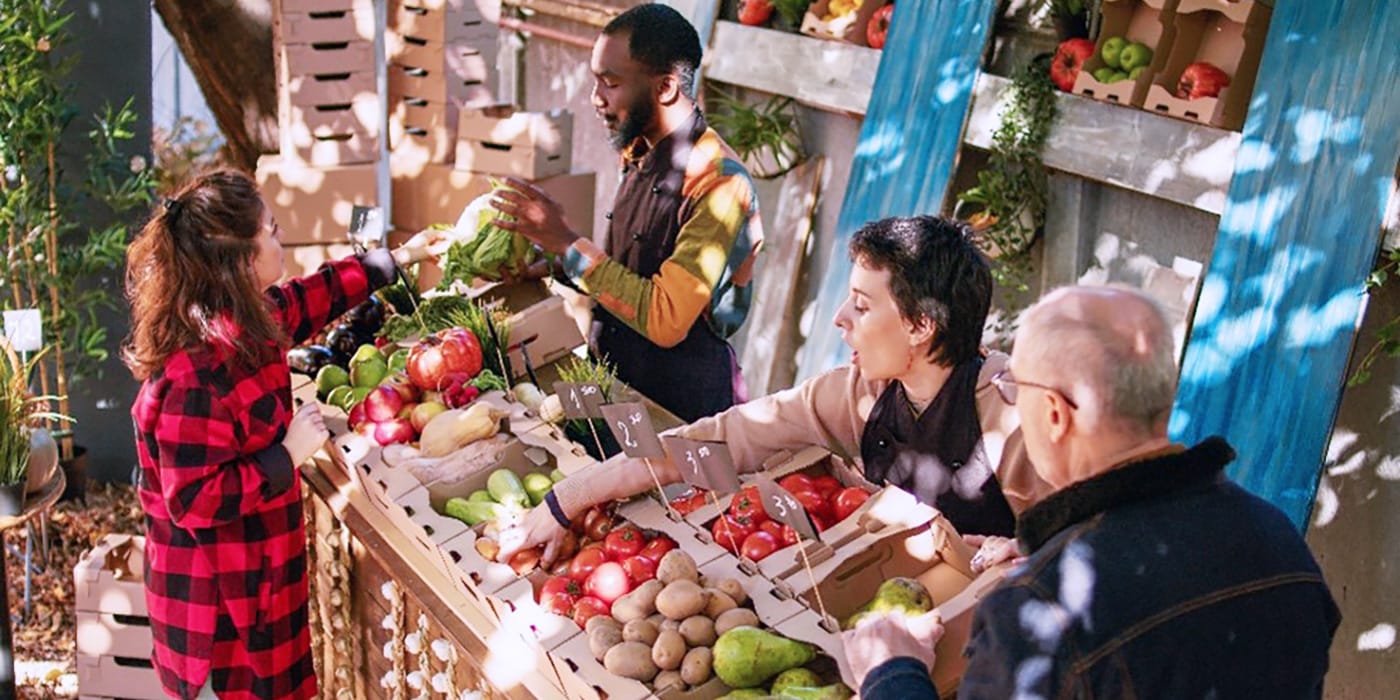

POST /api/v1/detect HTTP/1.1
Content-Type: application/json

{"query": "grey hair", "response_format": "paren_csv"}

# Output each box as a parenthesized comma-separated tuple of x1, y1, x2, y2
(1021, 287, 1178, 432)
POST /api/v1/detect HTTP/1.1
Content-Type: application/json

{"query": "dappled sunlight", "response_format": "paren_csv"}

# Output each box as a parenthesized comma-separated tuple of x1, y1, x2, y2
(1311, 475, 1339, 527)
(1013, 656, 1052, 698)
(1016, 541, 1097, 653)
(1356, 623, 1396, 652)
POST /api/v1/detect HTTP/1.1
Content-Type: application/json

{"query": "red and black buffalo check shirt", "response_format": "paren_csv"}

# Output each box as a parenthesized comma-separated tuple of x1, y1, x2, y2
(132, 252, 394, 699)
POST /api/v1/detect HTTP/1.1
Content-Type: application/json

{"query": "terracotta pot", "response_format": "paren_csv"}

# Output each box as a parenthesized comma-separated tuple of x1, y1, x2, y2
(25, 428, 58, 495)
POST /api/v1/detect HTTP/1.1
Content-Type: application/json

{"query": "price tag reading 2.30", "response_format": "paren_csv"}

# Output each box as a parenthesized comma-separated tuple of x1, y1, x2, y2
(600, 402, 664, 459)
(661, 436, 740, 495)
(755, 476, 819, 541)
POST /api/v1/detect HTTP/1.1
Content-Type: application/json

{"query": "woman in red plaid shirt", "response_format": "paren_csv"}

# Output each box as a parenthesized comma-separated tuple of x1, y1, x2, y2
(123, 169, 441, 699)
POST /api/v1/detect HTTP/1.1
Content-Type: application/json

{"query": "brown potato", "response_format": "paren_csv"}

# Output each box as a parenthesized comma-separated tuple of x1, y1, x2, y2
(604, 641, 659, 681)
(623, 619, 660, 646)
(653, 670, 685, 691)
(656, 580, 708, 620)
(713, 608, 760, 636)
(612, 579, 664, 623)
(679, 616, 717, 647)
(680, 646, 713, 686)
(715, 578, 748, 606)
(588, 623, 624, 661)
(702, 589, 737, 618)
(656, 550, 700, 585)
(651, 629, 687, 671)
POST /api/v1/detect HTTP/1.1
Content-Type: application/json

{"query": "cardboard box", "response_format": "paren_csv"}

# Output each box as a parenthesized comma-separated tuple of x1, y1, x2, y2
(278, 0, 374, 12)
(390, 97, 458, 164)
(74, 535, 146, 617)
(278, 40, 376, 77)
(389, 35, 496, 84)
(479, 576, 580, 693)
(256, 156, 378, 244)
(1143, 0, 1271, 130)
(1073, 0, 1181, 107)
(452, 281, 589, 378)
(801, 0, 891, 47)
(284, 70, 376, 107)
(280, 243, 360, 281)
(390, 0, 500, 42)
(391, 164, 594, 240)
(76, 611, 153, 659)
(456, 105, 573, 179)
(388, 58, 496, 110)
(276, 8, 376, 44)
(76, 655, 164, 700)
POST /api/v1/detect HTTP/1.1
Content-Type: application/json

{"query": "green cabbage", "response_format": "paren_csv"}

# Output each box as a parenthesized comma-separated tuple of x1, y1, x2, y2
(439, 184, 539, 286)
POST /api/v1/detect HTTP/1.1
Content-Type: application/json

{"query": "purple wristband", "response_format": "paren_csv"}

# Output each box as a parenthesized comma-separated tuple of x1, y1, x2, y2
(543, 490, 571, 529)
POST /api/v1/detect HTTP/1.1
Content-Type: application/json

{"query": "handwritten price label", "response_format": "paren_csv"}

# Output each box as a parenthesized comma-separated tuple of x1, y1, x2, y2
(755, 477, 819, 541)
(552, 381, 605, 419)
(662, 436, 740, 494)
(600, 402, 664, 459)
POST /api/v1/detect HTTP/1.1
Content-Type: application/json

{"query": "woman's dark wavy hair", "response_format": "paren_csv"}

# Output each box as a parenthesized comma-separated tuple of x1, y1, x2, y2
(123, 168, 284, 380)
(849, 215, 992, 367)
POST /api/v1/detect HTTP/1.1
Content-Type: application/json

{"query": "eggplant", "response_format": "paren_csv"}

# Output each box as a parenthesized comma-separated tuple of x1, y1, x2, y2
(325, 323, 361, 362)
(345, 297, 386, 334)
(287, 344, 336, 376)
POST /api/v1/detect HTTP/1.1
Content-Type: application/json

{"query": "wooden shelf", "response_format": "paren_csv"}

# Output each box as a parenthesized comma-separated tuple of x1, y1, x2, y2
(705, 20, 880, 115)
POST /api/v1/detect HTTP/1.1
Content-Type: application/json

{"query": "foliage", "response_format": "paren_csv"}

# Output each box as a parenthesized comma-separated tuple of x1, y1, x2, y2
(557, 354, 620, 440)
(1347, 246, 1400, 387)
(377, 293, 512, 379)
(0, 0, 155, 453)
(150, 115, 225, 193)
(705, 83, 805, 178)
(1, 342, 70, 485)
(771, 0, 810, 29)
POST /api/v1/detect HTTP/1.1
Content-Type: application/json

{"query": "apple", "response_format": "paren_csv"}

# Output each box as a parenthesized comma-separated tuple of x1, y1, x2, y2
(1050, 38, 1095, 92)
(1093, 67, 1118, 83)
(397, 404, 417, 421)
(362, 385, 406, 423)
(410, 401, 449, 432)
(374, 418, 417, 446)
(347, 401, 368, 430)
(1099, 36, 1127, 69)
(1118, 42, 1153, 72)
(1177, 61, 1231, 99)
(1129, 66, 1145, 80)
(383, 372, 422, 404)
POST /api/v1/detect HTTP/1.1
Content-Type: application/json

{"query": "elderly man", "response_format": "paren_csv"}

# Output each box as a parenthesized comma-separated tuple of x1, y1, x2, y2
(845, 286, 1340, 698)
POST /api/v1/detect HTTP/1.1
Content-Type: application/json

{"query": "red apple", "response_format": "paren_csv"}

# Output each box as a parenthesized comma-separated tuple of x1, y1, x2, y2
(363, 385, 406, 423)
(1177, 61, 1230, 99)
(410, 401, 449, 432)
(374, 418, 417, 446)
(1051, 38, 1095, 92)
(347, 401, 368, 429)
(384, 372, 422, 404)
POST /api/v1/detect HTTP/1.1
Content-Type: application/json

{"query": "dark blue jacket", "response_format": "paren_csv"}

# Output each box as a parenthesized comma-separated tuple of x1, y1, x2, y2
(861, 437, 1340, 699)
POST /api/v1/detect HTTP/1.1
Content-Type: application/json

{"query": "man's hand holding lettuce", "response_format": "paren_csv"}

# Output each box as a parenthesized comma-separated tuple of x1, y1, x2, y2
(438, 180, 551, 287)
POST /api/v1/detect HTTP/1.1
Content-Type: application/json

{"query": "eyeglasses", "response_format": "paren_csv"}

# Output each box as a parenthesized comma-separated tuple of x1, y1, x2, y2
(990, 368, 1078, 410)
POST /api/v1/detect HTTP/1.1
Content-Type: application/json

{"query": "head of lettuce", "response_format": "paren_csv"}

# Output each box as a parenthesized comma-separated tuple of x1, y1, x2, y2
(438, 182, 541, 286)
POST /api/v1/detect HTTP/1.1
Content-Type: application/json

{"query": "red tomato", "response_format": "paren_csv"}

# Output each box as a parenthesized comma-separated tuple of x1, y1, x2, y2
(778, 473, 816, 495)
(811, 513, 832, 533)
(777, 523, 800, 547)
(832, 487, 871, 521)
(621, 555, 657, 583)
(729, 485, 769, 524)
(568, 547, 608, 582)
(737, 0, 773, 26)
(758, 520, 784, 541)
(711, 513, 757, 555)
(572, 596, 610, 628)
(794, 489, 833, 521)
(539, 576, 581, 617)
(670, 489, 708, 516)
(604, 525, 646, 561)
(584, 562, 633, 604)
(740, 530, 779, 562)
(583, 507, 614, 542)
(811, 475, 842, 499)
(639, 536, 678, 562)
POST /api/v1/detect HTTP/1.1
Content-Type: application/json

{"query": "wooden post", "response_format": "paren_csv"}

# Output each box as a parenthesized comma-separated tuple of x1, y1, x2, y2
(1170, 0, 1400, 530)
(795, 0, 997, 379)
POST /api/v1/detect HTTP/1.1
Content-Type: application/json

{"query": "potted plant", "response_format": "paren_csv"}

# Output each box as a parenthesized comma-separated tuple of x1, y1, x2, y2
(0, 0, 155, 498)
(1044, 0, 1092, 40)
(0, 340, 67, 516)
(705, 84, 807, 179)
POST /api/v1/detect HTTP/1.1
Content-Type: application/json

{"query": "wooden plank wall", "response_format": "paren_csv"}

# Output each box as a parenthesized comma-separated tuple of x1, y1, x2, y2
(1169, 0, 1400, 529)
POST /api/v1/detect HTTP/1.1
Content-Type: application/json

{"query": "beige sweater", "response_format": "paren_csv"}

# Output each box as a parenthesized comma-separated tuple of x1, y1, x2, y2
(672, 353, 1052, 515)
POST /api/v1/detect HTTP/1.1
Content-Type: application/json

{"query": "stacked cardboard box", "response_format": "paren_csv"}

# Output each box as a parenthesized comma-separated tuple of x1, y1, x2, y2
(1144, 0, 1272, 130)
(75, 535, 164, 699)
(456, 104, 574, 179)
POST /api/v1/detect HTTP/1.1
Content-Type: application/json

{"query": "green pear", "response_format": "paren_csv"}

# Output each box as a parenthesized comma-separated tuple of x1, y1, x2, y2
(868, 577, 934, 616)
(387, 348, 410, 374)
(771, 668, 823, 695)
(326, 385, 356, 412)
(315, 364, 350, 401)
(349, 351, 389, 388)
(1100, 36, 1127, 69)
(351, 344, 384, 366)
(713, 627, 817, 689)
(772, 684, 854, 700)
(1119, 42, 1153, 72)
(719, 691, 769, 700)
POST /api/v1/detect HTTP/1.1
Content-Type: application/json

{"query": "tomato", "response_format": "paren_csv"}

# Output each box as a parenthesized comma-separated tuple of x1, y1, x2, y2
(758, 520, 784, 541)
(406, 327, 483, 391)
(794, 489, 833, 521)
(811, 513, 832, 533)
(670, 489, 708, 516)
(621, 555, 657, 583)
(711, 513, 757, 555)
(582, 507, 615, 542)
(777, 523, 800, 547)
(811, 475, 842, 500)
(639, 536, 678, 562)
(729, 486, 769, 524)
(866, 3, 894, 50)
(778, 474, 816, 495)
(740, 530, 779, 562)
(604, 525, 646, 561)
(584, 562, 633, 604)
(568, 547, 608, 582)
(737, 0, 773, 26)
(572, 596, 611, 628)
(508, 547, 542, 576)
(832, 487, 871, 521)
(539, 576, 581, 617)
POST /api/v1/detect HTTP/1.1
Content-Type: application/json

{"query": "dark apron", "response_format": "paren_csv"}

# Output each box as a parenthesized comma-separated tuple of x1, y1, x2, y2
(593, 113, 740, 423)
(859, 359, 1017, 537)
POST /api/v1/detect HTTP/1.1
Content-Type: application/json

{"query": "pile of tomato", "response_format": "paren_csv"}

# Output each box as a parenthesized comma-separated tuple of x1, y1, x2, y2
(677, 474, 873, 563)
(536, 516, 680, 628)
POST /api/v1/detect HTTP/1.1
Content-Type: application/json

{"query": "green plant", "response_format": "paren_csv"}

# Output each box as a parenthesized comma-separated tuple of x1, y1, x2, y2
(771, 0, 810, 29)
(557, 354, 620, 441)
(1348, 246, 1400, 387)
(705, 83, 806, 179)
(151, 115, 225, 193)
(0, 341, 69, 485)
(0, 0, 155, 458)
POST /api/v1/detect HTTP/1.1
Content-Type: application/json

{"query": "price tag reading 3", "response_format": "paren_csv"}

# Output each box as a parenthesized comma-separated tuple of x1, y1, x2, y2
(755, 477, 818, 541)
(662, 436, 710, 490)
(600, 402, 664, 459)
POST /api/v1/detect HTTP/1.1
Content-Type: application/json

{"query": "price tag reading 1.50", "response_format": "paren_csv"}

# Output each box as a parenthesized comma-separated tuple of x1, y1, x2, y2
(755, 476, 819, 541)
(551, 381, 605, 419)
(600, 402, 664, 459)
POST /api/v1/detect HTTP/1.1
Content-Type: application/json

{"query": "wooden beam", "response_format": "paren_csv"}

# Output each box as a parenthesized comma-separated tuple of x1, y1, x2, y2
(705, 20, 880, 115)
(1169, 0, 1400, 530)
(966, 74, 1240, 215)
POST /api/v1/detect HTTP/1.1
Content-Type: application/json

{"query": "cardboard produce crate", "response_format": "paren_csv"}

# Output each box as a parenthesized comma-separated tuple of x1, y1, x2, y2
(74, 535, 162, 699)
(284, 70, 376, 108)
(801, 0, 891, 47)
(277, 0, 374, 12)
(276, 7, 375, 44)
(1143, 0, 1272, 131)
(278, 40, 376, 76)
(391, 164, 594, 242)
(456, 105, 573, 179)
(256, 156, 378, 245)
(1072, 0, 1181, 108)
(77, 655, 165, 700)
(455, 280, 589, 378)
(390, 0, 500, 43)
(390, 97, 459, 165)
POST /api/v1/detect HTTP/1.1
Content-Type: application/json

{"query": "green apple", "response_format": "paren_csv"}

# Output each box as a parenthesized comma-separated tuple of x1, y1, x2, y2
(1119, 42, 1153, 72)
(315, 364, 350, 401)
(348, 344, 388, 388)
(326, 385, 356, 412)
(1100, 36, 1128, 69)
(1093, 67, 1119, 83)
(549, 468, 567, 483)
(350, 344, 384, 366)
(1129, 66, 1146, 80)
(387, 348, 410, 374)
(1109, 71, 1129, 83)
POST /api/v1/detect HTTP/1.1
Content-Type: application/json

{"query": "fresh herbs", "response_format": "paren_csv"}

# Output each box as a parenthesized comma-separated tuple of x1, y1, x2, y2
(1348, 246, 1400, 387)
(377, 295, 513, 379)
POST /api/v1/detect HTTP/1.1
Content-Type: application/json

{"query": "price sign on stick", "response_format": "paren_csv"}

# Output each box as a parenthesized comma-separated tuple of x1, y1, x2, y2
(552, 382, 605, 419)
(600, 402, 664, 459)
(755, 476, 819, 541)
(662, 436, 740, 494)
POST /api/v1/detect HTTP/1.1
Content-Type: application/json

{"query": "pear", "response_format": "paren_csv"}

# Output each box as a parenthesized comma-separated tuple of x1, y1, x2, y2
(772, 684, 854, 700)
(770, 668, 823, 694)
(719, 691, 768, 700)
(713, 626, 817, 689)
(867, 577, 933, 616)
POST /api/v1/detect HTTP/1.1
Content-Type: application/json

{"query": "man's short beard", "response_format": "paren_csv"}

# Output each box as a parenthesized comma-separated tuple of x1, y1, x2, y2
(608, 94, 655, 151)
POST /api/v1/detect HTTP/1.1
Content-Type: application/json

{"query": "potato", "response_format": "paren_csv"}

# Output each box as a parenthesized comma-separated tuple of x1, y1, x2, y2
(651, 629, 687, 671)
(612, 580, 664, 623)
(680, 646, 713, 686)
(702, 589, 737, 618)
(653, 670, 685, 691)
(713, 608, 760, 636)
(679, 616, 717, 647)
(586, 615, 622, 637)
(716, 578, 748, 606)
(656, 580, 709, 620)
(656, 550, 699, 585)
(588, 623, 624, 661)
(623, 619, 660, 646)
(647, 613, 667, 629)
(604, 641, 659, 681)
(660, 618, 682, 632)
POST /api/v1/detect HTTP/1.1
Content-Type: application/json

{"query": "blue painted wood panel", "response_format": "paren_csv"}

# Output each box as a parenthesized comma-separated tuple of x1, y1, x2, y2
(795, 0, 996, 379)
(1170, 1, 1400, 531)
